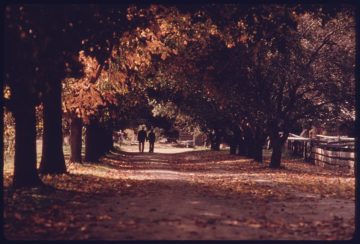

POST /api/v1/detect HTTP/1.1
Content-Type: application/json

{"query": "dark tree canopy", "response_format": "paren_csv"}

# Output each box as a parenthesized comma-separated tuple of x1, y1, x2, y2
(3, 3, 355, 187)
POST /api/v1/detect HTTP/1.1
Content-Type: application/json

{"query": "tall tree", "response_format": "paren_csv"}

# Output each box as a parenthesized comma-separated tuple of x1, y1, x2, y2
(4, 5, 44, 187)
(199, 4, 355, 167)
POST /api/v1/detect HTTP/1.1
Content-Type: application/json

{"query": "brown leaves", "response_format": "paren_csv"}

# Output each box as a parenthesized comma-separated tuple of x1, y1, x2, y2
(3, 145, 355, 240)
(63, 79, 104, 122)
(97, 215, 112, 221)
(238, 34, 248, 44)
(160, 52, 168, 60)
(63, 49, 127, 122)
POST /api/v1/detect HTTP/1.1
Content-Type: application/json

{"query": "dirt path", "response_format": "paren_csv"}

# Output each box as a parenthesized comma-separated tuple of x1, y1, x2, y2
(3, 145, 355, 240)
(78, 181, 354, 240)
(68, 146, 355, 240)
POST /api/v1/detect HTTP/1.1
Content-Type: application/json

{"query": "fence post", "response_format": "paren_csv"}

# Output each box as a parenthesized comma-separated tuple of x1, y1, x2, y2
(308, 140, 314, 163)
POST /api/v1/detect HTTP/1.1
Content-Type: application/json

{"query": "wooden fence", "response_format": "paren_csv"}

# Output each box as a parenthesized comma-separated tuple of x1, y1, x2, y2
(286, 134, 355, 174)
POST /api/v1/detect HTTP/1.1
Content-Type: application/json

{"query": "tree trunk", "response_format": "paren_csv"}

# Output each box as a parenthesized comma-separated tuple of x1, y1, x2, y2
(97, 126, 106, 156)
(211, 143, 220, 151)
(97, 126, 112, 156)
(85, 120, 101, 162)
(253, 143, 263, 163)
(269, 138, 282, 168)
(210, 132, 220, 151)
(247, 139, 255, 158)
(244, 127, 254, 158)
(39, 81, 66, 174)
(70, 116, 82, 163)
(252, 129, 265, 163)
(267, 121, 288, 169)
(105, 129, 114, 152)
(0, 99, 3, 176)
(96, 127, 113, 156)
(229, 143, 236, 154)
(13, 103, 43, 187)
(237, 138, 246, 156)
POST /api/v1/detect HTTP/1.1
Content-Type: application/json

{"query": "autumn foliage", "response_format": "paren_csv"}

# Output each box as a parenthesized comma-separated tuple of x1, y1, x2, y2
(2, 3, 356, 240)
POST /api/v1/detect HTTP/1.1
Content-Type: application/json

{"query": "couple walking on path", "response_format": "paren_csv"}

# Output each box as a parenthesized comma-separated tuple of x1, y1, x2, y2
(137, 127, 156, 153)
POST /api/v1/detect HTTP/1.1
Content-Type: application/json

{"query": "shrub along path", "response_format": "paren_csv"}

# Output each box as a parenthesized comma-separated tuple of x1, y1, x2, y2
(3, 144, 355, 240)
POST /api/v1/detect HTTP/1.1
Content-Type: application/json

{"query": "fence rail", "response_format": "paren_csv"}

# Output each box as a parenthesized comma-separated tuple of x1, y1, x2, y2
(312, 147, 355, 171)
(286, 134, 355, 174)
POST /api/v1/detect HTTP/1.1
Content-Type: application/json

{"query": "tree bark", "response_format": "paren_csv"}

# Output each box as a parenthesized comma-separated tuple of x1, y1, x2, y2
(267, 120, 289, 168)
(243, 125, 254, 157)
(210, 131, 220, 151)
(247, 139, 255, 158)
(13, 103, 43, 187)
(85, 120, 101, 162)
(211, 143, 220, 151)
(229, 143, 236, 154)
(97, 126, 113, 156)
(70, 116, 83, 163)
(0, 98, 3, 176)
(237, 137, 246, 156)
(252, 129, 265, 163)
(39, 81, 66, 174)
(269, 138, 282, 168)
(105, 129, 114, 152)
(228, 130, 237, 155)
(252, 143, 263, 163)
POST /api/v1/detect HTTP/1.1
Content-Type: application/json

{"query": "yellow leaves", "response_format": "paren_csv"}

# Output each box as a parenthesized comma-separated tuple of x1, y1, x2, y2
(159, 21, 170, 34)
(3, 85, 11, 99)
(97, 214, 112, 221)
(63, 74, 108, 120)
(140, 30, 148, 38)
(238, 34, 248, 44)
(110, 70, 127, 85)
(160, 52, 168, 60)
(77, 51, 103, 84)
(145, 37, 172, 62)
(209, 25, 218, 36)
(237, 20, 247, 29)
(222, 219, 241, 226)
(226, 42, 235, 48)
(248, 223, 262, 228)
(146, 39, 163, 51)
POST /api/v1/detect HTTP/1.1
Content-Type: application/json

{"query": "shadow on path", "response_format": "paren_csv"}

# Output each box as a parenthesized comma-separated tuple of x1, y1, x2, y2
(3, 145, 355, 240)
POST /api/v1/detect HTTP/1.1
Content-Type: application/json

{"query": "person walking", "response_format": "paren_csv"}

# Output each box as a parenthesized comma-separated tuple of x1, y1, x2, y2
(148, 128, 156, 153)
(137, 126, 146, 152)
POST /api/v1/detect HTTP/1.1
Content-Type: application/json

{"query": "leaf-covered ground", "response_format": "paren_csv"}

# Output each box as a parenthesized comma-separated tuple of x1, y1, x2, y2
(3, 144, 355, 240)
